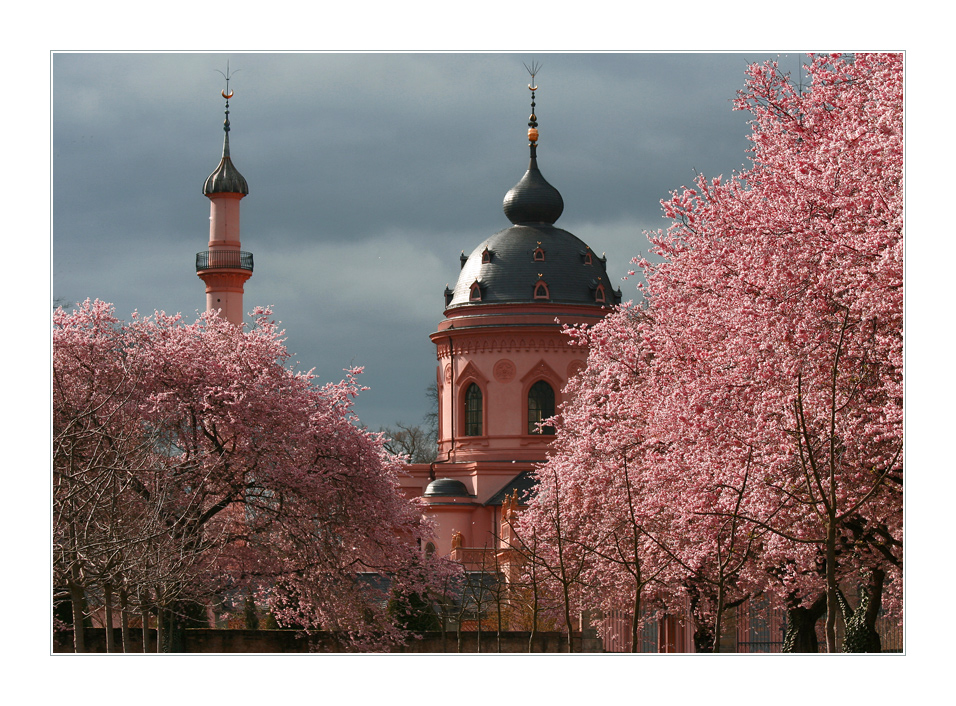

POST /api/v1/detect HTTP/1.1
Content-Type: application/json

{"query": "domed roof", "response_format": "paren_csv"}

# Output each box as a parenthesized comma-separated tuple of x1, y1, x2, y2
(424, 478, 472, 497)
(203, 93, 248, 196)
(445, 70, 620, 311)
(503, 156, 564, 225)
(203, 147, 249, 195)
(445, 158, 620, 310)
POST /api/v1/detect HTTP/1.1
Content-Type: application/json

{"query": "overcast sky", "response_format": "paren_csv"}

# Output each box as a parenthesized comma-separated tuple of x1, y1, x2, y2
(54, 51, 819, 430)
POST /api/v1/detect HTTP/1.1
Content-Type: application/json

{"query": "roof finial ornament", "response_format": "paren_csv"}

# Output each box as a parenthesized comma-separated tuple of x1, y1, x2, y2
(523, 61, 541, 156)
(214, 62, 240, 139)
(203, 61, 249, 195)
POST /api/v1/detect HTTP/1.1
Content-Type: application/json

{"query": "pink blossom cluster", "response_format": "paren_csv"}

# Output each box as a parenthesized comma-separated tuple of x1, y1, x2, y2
(516, 54, 902, 652)
(54, 301, 451, 650)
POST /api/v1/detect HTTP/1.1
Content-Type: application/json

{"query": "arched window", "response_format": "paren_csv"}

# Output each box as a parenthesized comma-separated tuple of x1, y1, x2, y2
(470, 282, 482, 301)
(595, 284, 606, 303)
(533, 281, 549, 300)
(533, 247, 546, 262)
(464, 383, 483, 436)
(482, 248, 493, 264)
(528, 380, 555, 435)
(424, 542, 436, 559)
(583, 251, 593, 265)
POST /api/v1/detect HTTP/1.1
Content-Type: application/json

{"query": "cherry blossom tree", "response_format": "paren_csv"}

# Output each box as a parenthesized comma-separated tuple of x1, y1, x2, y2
(519, 53, 902, 653)
(519, 306, 766, 652)
(53, 300, 444, 651)
(643, 52, 902, 652)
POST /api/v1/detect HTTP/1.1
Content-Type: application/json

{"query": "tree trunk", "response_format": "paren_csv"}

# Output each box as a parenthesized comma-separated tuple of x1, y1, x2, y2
(495, 599, 502, 654)
(140, 596, 150, 653)
(476, 602, 482, 654)
(712, 582, 725, 653)
(155, 600, 165, 654)
(782, 593, 826, 653)
(68, 580, 86, 653)
(825, 518, 839, 652)
(860, 569, 885, 652)
(167, 603, 176, 652)
(166, 601, 186, 653)
(440, 609, 448, 653)
(630, 586, 641, 653)
(839, 569, 885, 653)
(120, 587, 132, 654)
(686, 587, 713, 653)
(104, 582, 115, 653)
(693, 624, 715, 653)
(563, 588, 574, 653)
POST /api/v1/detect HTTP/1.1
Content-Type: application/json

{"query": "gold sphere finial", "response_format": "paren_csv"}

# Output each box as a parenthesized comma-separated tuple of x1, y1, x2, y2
(523, 61, 541, 147)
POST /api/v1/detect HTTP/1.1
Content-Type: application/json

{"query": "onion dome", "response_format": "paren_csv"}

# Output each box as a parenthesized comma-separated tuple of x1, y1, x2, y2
(423, 478, 472, 498)
(445, 65, 621, 310)
(203, 85, 249, 196)
(503, 156, 564, 225)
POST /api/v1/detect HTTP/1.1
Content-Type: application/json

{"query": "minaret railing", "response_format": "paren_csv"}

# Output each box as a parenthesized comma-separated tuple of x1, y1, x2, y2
(195, 250, 254, 272)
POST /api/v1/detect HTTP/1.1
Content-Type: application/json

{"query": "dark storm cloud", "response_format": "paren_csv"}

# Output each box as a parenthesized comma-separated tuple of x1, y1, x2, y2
(52, 52, 788, 430)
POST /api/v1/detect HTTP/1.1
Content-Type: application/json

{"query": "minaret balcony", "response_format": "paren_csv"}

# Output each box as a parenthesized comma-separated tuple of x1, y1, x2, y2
(196, 250, 254, 272)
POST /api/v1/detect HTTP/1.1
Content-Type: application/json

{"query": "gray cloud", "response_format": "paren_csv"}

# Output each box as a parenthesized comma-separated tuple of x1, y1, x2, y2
(53, 51, 790, 430)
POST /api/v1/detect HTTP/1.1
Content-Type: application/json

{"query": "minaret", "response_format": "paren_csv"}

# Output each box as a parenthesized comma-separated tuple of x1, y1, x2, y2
(196, 68, 252, 326)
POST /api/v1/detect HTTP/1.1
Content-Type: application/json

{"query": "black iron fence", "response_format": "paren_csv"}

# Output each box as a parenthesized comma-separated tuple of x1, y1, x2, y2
(196, 251, 254, 272)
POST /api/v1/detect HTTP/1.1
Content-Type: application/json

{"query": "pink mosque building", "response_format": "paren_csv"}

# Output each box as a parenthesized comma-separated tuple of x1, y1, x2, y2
(399, 78, 620, 572)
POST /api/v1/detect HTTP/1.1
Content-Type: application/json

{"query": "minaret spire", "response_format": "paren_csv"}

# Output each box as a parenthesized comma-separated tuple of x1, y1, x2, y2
(196, 65, 253, 326)
(204, 64, 248, 195)
(218, 62, 238, 159)
(502, 63, 564, 225)
(525, 60, 540, 161)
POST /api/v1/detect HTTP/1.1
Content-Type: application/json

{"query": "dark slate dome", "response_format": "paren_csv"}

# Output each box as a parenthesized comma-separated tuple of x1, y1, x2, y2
(446, 156, 620, 309)
(503, 157, 564, 225)
(424, 478, 472, 498)
(203, 133, 249, 196)
(203, 95, 249, 196)
(204, 156, 248, 195)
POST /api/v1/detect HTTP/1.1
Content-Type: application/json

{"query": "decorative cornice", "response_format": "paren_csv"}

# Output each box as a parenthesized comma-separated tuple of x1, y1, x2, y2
(198, 271, 252, 292)
(435, 334, 581, 359)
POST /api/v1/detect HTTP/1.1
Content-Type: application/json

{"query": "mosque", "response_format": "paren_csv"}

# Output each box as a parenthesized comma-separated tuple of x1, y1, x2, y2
(197, 69, 621, 568)
(194, 71, 795, 653)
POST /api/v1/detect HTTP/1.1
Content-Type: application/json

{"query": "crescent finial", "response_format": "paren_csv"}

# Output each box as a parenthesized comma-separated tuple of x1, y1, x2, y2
(523, 60, 541, 92)
(215, 61, 240, 101)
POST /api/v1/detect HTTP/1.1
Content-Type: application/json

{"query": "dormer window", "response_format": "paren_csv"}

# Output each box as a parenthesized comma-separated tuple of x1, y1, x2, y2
(533, 247, 546, 262)
(469, 281, 483, 301)
(481, 248, 493, 264)
(595, 284, 606, 303)
(533, 280, 550, 300)
(583, 250, 593, 265)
